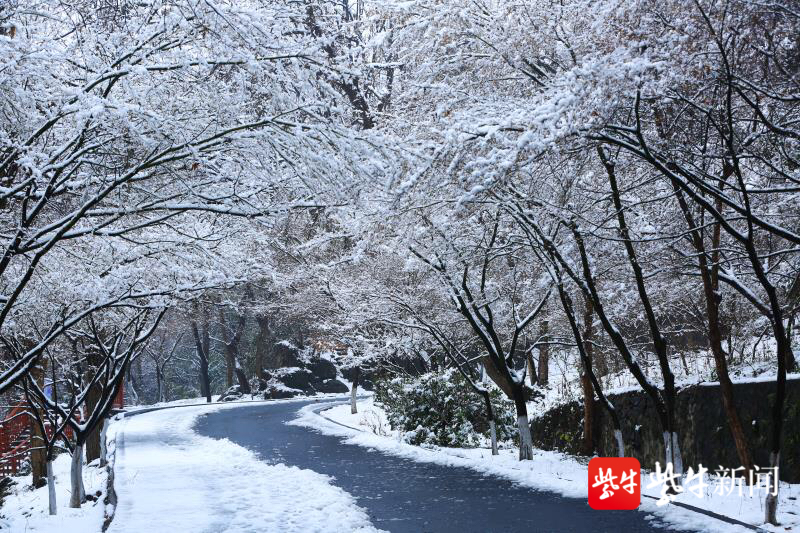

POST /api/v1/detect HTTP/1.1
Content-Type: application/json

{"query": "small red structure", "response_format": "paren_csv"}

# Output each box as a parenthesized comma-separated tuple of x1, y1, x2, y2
(0, 386, 123, 476)
(0, 404, 31, 476)
(113, 381, 125, 410)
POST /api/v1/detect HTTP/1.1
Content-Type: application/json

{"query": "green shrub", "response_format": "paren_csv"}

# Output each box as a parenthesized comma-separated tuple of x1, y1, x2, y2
(374, 369, 517, 448)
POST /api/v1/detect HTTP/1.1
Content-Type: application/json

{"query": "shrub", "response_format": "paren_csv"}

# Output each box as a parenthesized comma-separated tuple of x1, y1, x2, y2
(374, 369, 517, 448)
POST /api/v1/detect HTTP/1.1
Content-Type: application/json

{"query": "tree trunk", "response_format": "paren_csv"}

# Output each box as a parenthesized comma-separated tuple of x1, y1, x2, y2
(69, 443, 85, 508)
(254, 315, 270, 381)
(765, 451, 781, 524)
(526, 352, 537, 387)
(30, 364, 46, 488)
(127, 358, 141, 405)
(350, 367, 360, 414)
(537, 320, 549, 385)
(234, 364, 251, 394)
(31, 416, 47, 488)
(225, 352, 234, 388)
(766, 332, 789, 525)
(671, 176, 755, 479)
(663, 431, 684, 479)
(127, 370, 139, 405)
(155, 367, 162, 403)
(47, 458, 56, 515)
(191, 318, 212, 403)
(580, 372, 594, 455)
(85, 383, 102, 464)
(604, 154, 683, 479)
(512, 387, 533, 460)
(483, 391, 499, 456)
(555, 280, 626, 458)
(481, 356, 514, 399)
(580, 297, 595, 455)
(99, 420, 108, 467)
(220, 308, 248, 391)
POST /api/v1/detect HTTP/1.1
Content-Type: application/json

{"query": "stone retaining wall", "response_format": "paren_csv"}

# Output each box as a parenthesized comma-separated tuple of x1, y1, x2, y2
(532, 378, 800, 482)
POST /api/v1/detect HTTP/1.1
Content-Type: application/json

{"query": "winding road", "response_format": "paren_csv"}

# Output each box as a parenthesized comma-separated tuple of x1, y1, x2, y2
(194, 399, 679, 533)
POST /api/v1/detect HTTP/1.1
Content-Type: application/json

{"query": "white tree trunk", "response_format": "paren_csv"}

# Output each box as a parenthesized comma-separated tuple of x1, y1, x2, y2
(517, 415, 533, 461)
(662, 431, 683, 486)
(47, 459, 57, 515)
(99, 420, 108, 467)
(765, 451, 780, 525)
(350, 382, 358, 414)
(614, 429, 625, 458)
(69, 443, 85, 508)
(670, 432, 683, 476)
(489, 420, 499, 456)
(662, 431, 672, 466)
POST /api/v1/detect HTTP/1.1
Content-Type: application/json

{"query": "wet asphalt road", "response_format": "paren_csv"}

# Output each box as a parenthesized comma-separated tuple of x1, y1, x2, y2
(195, 400, 678, 533)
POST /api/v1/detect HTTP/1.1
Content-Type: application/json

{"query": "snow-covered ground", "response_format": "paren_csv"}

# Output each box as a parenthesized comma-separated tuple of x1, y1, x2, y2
(0, 398, 379, 533)
(0, 450, 110, 532)
(108, 400, 379, 533)
(296, 397, 800, 533)
(124, 391, 355, 412)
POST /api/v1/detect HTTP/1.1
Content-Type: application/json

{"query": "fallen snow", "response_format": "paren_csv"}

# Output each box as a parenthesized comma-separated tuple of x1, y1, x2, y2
(0, 453, 109, 532)
(124, 391, 354, 412)
(107, 401, 380, 533)
(297, 398, 800, 533)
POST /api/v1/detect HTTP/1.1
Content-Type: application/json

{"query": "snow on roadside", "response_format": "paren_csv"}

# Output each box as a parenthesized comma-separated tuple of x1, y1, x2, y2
(107, 401, 380, 533)
(124, 391, 355, 413)
(295, 398, 800, 533)
(0, 452, 109, 532)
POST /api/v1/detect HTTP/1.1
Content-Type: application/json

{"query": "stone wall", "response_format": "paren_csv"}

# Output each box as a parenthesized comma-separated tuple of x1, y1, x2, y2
(532, 377, 800, 482)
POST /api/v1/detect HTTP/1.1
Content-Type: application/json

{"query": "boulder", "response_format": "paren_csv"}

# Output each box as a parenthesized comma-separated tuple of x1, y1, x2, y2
(264, 386, 300, 399)
(265, 341, 302, 369)
(314, 378, 349, 394)
(276, 368, 314, 392)
(218, 385, 243, 402)
(307, 357, 337, 381)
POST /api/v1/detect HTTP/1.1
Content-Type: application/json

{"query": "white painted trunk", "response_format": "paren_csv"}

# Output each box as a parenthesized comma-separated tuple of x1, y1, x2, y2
(614, 429, 625, 458)
(662, 431, 683, 485)
(670, 432, 683, 476)
(489, 420, 499, 456)
(69, 444, 85, 508)
(47, 460, 56, 515)
(350, 383, 358, 414)
(99, 421, 108, 467)
(764, 451, 780, 525)
(517, 415, 533, 461)
(662, 431, 673, 468)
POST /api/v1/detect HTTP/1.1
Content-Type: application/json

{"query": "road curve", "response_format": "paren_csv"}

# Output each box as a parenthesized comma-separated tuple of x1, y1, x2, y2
(195, 399, 680, 533)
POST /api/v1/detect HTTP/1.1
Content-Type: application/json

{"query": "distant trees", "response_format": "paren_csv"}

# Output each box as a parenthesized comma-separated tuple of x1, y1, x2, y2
(371, 0, 799, 523)
(1, 0, 798, 526)
(0, 0, 385, 515)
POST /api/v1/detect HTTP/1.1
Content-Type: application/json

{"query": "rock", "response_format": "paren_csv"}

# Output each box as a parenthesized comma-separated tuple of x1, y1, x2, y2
(0, 477, 15, 508)
(307, 357, 337, 381)
(276, 368, 314, 392)
(533, 378, 800, 483)
(314, 378, 349, 394)
(268, 342, 302, 369)
(264, 386, 300, 399)
(218, 385, 243, 402)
